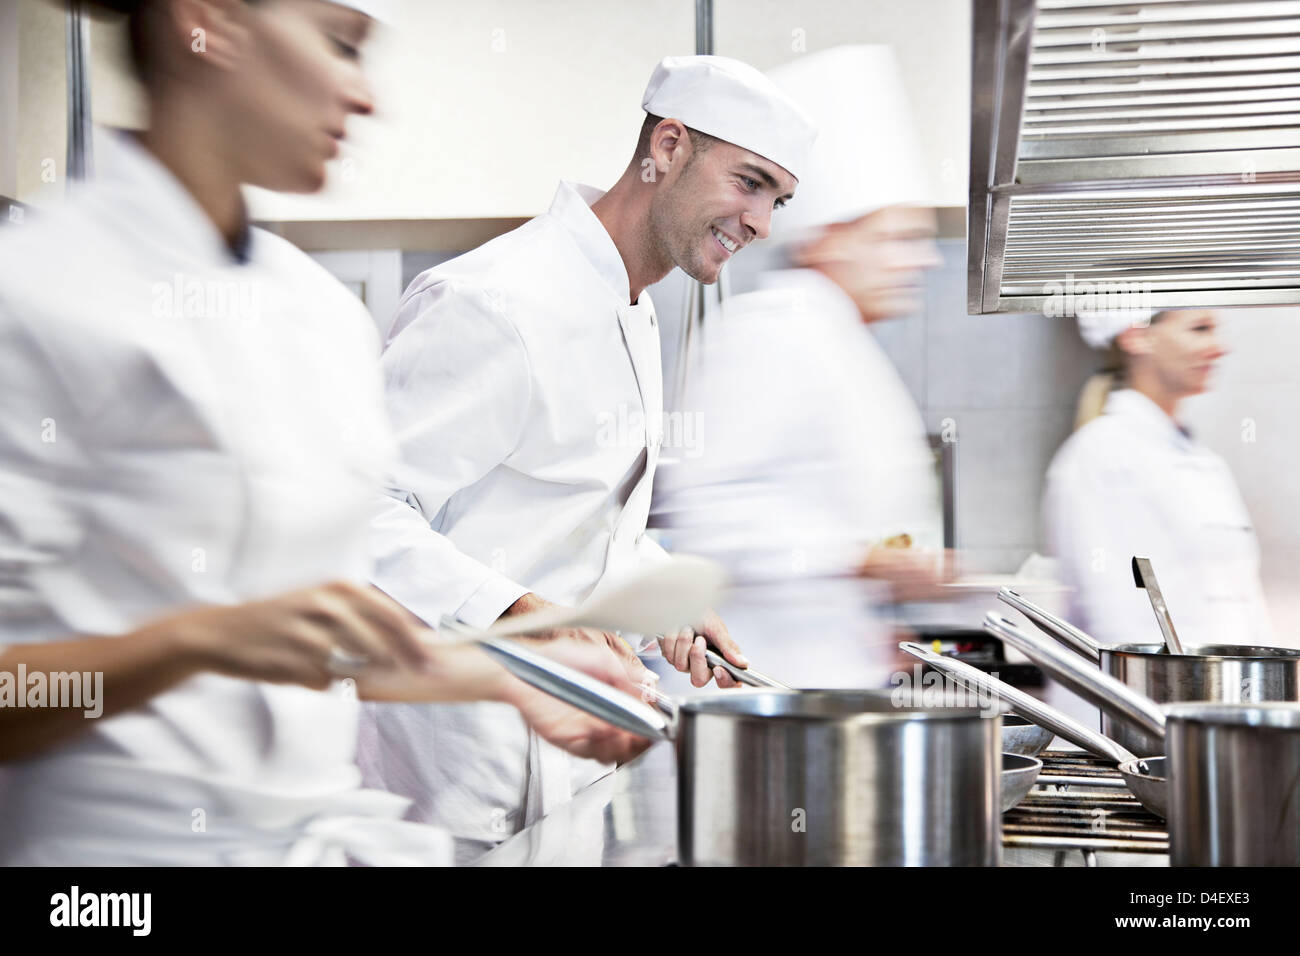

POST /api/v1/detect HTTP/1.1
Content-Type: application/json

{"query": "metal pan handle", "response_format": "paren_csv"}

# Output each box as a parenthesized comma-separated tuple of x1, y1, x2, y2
(439, 616, 672, 741)
(476, 636, 672, 741)
(703, 646, 792, 689)
(984, 612, 1166, 743)
(898, 642, 1137, 765)
(997, 588, 1102, 664)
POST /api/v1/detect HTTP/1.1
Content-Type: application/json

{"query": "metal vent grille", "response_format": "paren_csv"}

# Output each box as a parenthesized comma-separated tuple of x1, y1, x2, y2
(969, 0, 1300, 313)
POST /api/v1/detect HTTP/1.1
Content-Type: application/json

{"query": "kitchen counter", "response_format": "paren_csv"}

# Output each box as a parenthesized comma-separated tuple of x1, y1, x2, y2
(476, 740, 1169, 867)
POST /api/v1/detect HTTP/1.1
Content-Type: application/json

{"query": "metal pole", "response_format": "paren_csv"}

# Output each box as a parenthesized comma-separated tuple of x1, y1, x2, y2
(694, 0, 713, 56)
(65, 0, 93, 181)
(674, 0, 718, 408)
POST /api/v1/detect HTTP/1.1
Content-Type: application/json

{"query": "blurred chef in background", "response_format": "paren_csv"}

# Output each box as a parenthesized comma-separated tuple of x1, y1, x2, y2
(652, 46, 946, 689)
(1044, 309, 1272, 647)
(0, 0, 648, 866)
(361, 55, 817, 861)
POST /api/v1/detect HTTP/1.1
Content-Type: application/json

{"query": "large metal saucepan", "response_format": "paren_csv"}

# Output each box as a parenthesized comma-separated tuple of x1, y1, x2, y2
(998, 587, 1300, 756)
(900, 640, 1167, 817)
(987, 612, 1300, 865)
(475, 636, 1002, 866)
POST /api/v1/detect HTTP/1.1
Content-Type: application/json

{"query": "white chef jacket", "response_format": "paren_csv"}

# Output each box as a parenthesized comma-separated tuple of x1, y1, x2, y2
(1043, 388, 1272, 648)
(652, 269, 940, 688)
(361, 182, 668, 847)
(0, 132, 450, 865)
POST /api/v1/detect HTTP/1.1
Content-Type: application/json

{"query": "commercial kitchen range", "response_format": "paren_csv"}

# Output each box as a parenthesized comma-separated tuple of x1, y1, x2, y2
(477, 740, 1169, 868)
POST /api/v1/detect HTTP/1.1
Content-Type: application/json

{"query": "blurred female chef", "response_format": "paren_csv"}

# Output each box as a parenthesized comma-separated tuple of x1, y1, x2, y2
(0, 0, 645, 866)
(652, 46, 946, 688)
(1044, 309, 1272, 647)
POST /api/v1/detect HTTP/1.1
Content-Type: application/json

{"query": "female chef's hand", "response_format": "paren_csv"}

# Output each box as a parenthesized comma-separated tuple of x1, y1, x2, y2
(497, 638, 653, 764)
(656, 609, 747, 688)
(172, 581, 433, 689)
(499, 592, 657, 687)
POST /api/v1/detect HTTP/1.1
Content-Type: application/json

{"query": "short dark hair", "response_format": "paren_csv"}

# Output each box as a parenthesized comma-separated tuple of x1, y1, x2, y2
(636, 113, 719, 166)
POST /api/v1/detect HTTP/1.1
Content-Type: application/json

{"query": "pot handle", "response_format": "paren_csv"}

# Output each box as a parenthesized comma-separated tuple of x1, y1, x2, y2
(898, 641, 1137, 765)
(997, 588, 1102, 664)
(469, 633, 672, 741)
(984, 612, 1167, 743)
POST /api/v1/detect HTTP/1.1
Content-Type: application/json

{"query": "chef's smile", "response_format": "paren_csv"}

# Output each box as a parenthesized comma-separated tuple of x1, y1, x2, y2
(711, 226, 740, 258)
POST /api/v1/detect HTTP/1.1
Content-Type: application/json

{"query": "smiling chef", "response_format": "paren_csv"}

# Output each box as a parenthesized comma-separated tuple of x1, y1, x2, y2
(361, 55, 818, 860)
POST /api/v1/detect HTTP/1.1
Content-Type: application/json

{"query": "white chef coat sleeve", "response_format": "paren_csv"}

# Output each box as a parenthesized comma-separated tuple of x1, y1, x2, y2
(1042, 450, 1164, 646)
(369, 281, 531, 629)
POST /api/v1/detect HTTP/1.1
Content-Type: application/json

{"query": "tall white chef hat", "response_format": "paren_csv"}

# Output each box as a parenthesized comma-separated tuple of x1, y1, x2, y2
(642, 55, 818, 183)
(764, 45, 933, 237)
(1077, 309, 1156, 349)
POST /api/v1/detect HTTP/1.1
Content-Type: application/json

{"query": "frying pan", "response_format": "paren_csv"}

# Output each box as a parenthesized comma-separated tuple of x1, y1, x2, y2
(900, 639, 1167, 817)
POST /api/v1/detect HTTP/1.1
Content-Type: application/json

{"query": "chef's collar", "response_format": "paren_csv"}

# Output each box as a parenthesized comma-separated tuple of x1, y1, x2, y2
(90, 129, 257, 268)
(548, 181, 637, 305)
(1104, 388, 1197, 446)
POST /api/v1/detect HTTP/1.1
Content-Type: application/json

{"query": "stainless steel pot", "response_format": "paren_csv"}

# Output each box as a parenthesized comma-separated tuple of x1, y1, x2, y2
(476, 636, 1002, 866)
(998, 587, 1300, 756)
(986, 613, 1300, 865)
(1166, 703, 1300, 866)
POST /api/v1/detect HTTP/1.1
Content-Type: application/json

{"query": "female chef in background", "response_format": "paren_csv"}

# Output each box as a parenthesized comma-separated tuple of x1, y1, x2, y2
(653, 46, 947, 688)
(0, 0, 646, 866)
(1043, 309, 1272, 647)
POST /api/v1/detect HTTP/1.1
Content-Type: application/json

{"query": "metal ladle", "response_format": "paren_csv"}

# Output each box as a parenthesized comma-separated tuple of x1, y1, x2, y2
(1132, 556, 1185, 655)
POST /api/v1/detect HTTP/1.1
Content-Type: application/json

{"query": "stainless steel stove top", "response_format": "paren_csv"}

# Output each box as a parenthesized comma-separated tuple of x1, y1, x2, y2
(1003, 750, 1169, 867)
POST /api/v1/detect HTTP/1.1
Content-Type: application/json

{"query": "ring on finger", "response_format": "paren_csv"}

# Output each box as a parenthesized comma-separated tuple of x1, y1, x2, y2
(326, 647, 370, 678)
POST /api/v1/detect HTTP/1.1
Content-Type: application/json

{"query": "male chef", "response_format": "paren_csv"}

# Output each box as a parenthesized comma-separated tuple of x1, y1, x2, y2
(360, 55, 817, 861)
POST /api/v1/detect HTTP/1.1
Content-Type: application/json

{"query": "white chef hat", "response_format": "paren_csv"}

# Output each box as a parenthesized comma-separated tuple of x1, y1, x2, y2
(1077, 309, 1155, 349)
(642, 55, 818, 182)
(764, 45, 933, 238)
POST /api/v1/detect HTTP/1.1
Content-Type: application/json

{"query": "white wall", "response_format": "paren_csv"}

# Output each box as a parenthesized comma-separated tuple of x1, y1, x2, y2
(247, 0, 696, 221)
(79, 0, 968, 219)
(712, 0, 970, 207)
(1, 0, 18, 199)
(15, 0, 67, 204)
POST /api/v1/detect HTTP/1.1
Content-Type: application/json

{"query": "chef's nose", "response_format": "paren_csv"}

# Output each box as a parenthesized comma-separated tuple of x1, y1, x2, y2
(342, 69, 376, 117)
(741, 200, 774, 241)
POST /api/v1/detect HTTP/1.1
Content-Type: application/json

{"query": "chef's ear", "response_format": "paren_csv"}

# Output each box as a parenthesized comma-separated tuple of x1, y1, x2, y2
(161, 0, 253, 74)
(1115, 324, 1153, 358)
(647, 119, 690, 178)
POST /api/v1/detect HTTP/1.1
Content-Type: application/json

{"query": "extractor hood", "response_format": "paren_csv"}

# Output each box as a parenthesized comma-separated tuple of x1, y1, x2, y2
(969, 0, 1300, 313)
